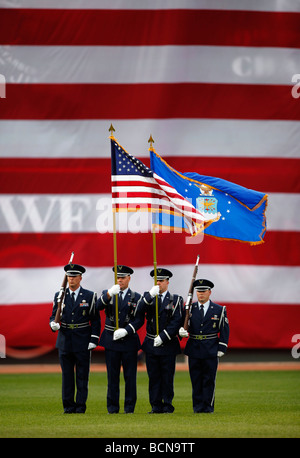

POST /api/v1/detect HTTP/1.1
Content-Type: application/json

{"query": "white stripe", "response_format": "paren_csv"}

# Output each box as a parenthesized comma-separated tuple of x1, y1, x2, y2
(2, 46, 299, 85)
(113, 197, 204, 222)
(1, 264, 299, 305)
(112, 176, 156, 184)
(0, 193, 298, 233)
(266, 193, 300, 231)
(113, 186, 182, 200)
(1, 119, 299, 159)
(4, 0, 300, 12)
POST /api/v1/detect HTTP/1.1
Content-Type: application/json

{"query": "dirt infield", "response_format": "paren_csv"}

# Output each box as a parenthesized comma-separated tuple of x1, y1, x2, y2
(0, 361, 299, 374)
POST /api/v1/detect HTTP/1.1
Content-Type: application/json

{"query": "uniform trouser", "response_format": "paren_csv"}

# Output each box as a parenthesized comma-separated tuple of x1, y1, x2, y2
(145, 353, 176, 413)
(188, 356, 218, 413)
(59, 349, 91, 413)
(105, 349, 138, 413)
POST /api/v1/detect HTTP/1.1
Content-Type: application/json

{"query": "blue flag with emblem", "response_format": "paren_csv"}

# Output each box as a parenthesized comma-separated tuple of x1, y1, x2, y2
(150, 147, 268, 244)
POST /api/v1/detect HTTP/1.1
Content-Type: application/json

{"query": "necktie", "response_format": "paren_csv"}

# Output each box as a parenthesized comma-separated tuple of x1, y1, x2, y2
(71, 292, 75, 307)
(158, 294, 162, 305)
(199, 304, 204, 320)
(119, 291, 123, 305)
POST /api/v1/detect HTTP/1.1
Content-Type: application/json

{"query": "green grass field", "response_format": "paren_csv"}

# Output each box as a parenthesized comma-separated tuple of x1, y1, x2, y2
(0, 370, 299, 438)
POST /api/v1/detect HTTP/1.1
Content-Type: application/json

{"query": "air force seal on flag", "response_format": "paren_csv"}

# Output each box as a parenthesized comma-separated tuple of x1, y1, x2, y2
(196, 185, 221, 222)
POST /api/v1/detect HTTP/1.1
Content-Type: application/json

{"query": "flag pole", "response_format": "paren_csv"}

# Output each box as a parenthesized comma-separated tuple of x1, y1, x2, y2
(152, 229, 159, 337)
(109, 124, 119, 330)
(148, 135, 159, 337)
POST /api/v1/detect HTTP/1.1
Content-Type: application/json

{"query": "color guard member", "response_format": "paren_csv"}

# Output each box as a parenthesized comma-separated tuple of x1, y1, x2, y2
(137, 268, 183, 413)
(49, 263, 100, 413)
(179, 279, 229, 413)
(97, 265, 141, 414)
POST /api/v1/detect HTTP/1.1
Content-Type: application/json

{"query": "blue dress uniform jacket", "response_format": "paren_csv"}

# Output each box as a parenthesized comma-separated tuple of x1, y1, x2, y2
(184, 300, 229, 413)
(184, 300, 229, 358)
(135, 291, 183, 413)
(97, 289, 141, 351)
(96, 288, 141, 414)
(137, 291, 183, 355)
(50, 287, 100, 352)
(49, 286, 100, 413)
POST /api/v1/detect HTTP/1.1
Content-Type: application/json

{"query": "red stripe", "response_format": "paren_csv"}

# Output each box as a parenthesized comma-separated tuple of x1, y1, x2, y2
(1, 9, 299, 47)
(0, 231, 298, 267)
(113, 203, 198, 219)
(1, 302, 298, 348)
(113, 179, 188, 200)
(225, 303, 300, 349)
(1, 157, 299, 194)
(1, 83, 299, 120)
(0, 158, 111, 194)
(113, 203, 151, 210)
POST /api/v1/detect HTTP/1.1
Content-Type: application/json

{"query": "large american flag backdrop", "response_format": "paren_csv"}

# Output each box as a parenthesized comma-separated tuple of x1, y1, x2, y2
(0, 1, 299, 359)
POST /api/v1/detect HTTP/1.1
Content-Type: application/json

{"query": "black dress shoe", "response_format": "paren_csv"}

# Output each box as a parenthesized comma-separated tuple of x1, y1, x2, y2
(148, 410, 163, 414)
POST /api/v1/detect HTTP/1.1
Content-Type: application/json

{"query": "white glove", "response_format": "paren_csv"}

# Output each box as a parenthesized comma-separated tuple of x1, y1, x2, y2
(50, 321, 60, 331)
(108, 284, 120, 297)
(88, 343, 97, 350)
(149, 285, 160, 297)
(217, 351, 224, 358)
(179, 326, 189, 338)
(113, 328, 128, 340)
(154, 335, 163, 347)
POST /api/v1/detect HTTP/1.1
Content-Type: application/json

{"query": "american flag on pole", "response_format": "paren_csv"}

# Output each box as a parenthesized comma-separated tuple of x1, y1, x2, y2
(111, 137, 208, 236)
(0, 1, 300, 357)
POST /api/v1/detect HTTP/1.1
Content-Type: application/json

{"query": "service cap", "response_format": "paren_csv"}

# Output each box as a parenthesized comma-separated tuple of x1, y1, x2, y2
(64, 263, 86, 277)
(193, 279, 214, 291)
(150, 268, 173, 280)
(112, 265, 134, 277)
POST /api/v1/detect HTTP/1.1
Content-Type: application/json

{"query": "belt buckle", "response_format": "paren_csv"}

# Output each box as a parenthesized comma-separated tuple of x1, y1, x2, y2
(69, 324, 75, 330)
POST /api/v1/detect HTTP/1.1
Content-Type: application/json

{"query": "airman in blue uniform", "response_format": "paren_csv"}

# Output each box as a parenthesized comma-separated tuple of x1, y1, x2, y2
(49, 263, 100, 413)
(136, 268, 183, 413)
(97, 265, 141, 414)
(179, 279, 229, 413)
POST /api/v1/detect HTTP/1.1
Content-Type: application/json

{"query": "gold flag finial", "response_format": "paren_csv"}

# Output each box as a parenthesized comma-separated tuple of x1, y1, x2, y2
(148, 134, 154, 149)
(109, 124, 116, 139)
